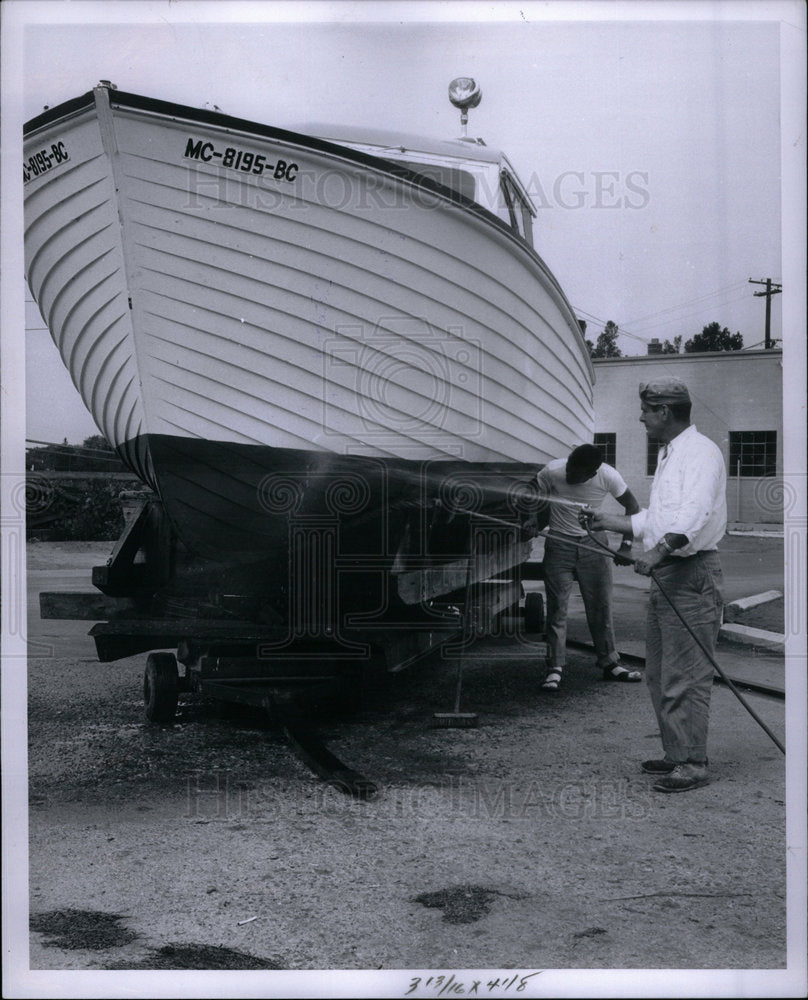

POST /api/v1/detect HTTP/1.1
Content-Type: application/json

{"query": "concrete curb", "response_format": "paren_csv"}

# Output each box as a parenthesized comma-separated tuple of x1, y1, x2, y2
(718, 622, 785, 652)
(727, 529, 784, 539)
(723, 589, 783, 624)
(720, 590, 784, 650)
(727, 589, 782, 610)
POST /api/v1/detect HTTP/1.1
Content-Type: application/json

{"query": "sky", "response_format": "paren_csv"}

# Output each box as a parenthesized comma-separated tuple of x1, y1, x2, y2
(3, 0, 801, 445)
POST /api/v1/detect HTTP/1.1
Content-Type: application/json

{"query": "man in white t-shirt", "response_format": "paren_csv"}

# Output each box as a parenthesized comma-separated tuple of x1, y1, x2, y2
(536, 443, 640, 691)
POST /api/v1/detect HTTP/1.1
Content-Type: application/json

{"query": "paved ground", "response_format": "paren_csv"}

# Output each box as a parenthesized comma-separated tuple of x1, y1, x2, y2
(6, 537, 803, 998)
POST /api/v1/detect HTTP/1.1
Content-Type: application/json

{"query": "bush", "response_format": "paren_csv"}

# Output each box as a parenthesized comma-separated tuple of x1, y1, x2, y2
(26, 476, 141, 541)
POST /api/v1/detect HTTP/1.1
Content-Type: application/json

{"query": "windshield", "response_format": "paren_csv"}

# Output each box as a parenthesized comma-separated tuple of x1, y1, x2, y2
(391, 159, 477, 201)
(500, 171, 534, 247)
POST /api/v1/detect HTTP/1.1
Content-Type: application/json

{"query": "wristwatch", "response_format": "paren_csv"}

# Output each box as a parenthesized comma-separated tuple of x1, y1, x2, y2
(657, 537, 673, 554)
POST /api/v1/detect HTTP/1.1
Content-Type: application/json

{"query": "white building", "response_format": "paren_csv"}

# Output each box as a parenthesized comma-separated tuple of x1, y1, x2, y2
(590, 348, 783, 525)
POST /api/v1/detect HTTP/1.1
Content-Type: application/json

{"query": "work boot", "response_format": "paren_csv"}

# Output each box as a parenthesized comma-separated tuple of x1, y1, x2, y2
(653, 760, 709, 793)
(641, 758, 677, 774)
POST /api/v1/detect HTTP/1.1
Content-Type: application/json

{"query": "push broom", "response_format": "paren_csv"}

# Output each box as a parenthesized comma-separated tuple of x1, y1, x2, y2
(433, 549, 479, 728)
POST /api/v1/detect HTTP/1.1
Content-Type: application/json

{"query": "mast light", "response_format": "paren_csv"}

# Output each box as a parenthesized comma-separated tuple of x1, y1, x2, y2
(448, 78, 482, 137)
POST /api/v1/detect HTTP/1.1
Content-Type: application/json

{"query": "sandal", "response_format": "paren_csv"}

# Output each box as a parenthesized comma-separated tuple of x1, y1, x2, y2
(541, 668, 562, 691)
(603, 663, 642, 683)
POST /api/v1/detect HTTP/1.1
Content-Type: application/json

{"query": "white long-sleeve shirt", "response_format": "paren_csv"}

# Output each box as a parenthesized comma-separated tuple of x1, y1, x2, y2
(631, 424, 727, 556)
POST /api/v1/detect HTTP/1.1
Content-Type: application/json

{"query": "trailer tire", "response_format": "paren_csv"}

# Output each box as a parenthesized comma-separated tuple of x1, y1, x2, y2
(524, 592, 545, 634)
(144, 652, 179, 724)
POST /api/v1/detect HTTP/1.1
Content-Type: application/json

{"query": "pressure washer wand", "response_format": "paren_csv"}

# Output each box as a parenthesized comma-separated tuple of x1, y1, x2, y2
(451, 500, 785, 755)
(573, 513, 785, 756)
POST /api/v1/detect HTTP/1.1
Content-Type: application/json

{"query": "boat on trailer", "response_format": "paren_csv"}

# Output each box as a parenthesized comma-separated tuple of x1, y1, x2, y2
(27, 80, 592, 707)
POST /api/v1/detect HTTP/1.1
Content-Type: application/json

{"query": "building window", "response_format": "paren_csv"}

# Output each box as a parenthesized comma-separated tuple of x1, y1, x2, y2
(729, 431, 777, 477)
(646, 437, 665, 476)
(593, 433, 616, 467)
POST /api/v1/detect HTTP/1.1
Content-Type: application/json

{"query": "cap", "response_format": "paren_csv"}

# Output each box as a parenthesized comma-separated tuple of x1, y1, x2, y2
(639, 378, 691, 405)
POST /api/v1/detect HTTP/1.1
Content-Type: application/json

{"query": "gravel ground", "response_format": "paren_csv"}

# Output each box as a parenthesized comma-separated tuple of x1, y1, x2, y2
(9, 542, 799, 996)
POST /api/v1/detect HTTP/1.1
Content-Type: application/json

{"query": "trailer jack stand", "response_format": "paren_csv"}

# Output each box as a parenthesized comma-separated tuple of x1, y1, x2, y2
(268, 693, 378, 799)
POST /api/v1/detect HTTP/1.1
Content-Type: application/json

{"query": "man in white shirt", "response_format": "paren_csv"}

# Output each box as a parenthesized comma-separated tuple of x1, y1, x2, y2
(590, 378, 726, 793)
(536, 443, 641, 692)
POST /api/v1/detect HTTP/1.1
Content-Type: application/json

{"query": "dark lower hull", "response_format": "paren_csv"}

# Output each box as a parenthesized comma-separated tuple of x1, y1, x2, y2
(118, 434, 541, 621)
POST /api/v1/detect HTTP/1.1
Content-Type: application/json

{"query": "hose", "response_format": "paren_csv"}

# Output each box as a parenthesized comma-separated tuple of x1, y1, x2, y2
(454, 498, 785, 755)
(578, 521, 785, 756)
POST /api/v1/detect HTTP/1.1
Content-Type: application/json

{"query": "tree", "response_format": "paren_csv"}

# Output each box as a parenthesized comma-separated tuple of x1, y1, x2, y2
(587, 320, 622, 358)
(660, 335, 682, 354)
(82, 434, 114, 452)
(684, 322, 743, 353)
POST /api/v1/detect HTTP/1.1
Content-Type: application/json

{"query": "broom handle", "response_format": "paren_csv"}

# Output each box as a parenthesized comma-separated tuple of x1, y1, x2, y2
(454, 547, 476, 713)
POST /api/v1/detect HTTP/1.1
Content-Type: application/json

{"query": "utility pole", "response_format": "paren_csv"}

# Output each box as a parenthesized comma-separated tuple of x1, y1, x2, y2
(748, 278, 782, 348)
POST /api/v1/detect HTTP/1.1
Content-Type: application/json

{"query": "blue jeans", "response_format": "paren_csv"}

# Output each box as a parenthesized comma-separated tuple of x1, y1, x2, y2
(543, 531, 620, 671)
(645, 551, 724, 762)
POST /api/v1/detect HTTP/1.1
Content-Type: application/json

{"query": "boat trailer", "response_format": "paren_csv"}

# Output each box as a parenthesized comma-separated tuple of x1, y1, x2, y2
(40, 493, 548, 796)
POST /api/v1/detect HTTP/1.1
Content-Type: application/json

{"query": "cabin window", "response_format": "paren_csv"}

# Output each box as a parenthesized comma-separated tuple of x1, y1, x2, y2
(500, 171, 534, 247)
(393, 160, 477, 201)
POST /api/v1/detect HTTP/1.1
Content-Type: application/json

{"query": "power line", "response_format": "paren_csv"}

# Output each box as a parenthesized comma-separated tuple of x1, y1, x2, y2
(743, 339, 781, 350)
(621, 280, 749, 328)
(629, 293, 752, 338)
(572, 308, 650, 344)
(575, 289, 755, 347)
(575, 274, 778, 346)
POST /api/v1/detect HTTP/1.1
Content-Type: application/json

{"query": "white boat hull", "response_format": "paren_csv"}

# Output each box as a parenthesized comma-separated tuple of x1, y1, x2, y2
(24, 87, 593, 566)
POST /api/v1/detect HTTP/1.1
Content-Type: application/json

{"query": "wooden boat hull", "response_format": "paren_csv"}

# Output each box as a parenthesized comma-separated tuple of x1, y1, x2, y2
(24, 87, 593, 583)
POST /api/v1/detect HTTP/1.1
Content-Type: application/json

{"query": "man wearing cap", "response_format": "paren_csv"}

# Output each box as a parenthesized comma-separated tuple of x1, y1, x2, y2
(589, 378, 726, 793)
(536, 443, 641, 692)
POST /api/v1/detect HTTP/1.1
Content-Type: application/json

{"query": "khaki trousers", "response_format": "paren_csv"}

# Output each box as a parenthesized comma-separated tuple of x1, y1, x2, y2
(543, 531, 621, 670)
(645, 551, 724, 762)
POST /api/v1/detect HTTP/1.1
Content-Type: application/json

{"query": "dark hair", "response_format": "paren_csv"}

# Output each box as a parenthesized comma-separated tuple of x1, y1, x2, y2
(568, 443, 603, 472)
(668, 400, 692, 422)
(646, 400, 692, 422)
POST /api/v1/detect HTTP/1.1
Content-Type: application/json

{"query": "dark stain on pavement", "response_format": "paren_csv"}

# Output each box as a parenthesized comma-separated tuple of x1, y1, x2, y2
(107, 942, 283, 970)
(414, 885, 516, 924)
(30, 908, 138, 950)
(573, 926, 607, 940)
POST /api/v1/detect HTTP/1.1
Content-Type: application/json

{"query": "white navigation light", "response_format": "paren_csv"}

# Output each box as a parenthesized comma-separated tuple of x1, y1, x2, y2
(448, 78, 482, 136)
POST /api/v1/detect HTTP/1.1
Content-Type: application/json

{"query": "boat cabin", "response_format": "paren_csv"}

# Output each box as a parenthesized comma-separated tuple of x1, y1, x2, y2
(299, 123, 537, 247)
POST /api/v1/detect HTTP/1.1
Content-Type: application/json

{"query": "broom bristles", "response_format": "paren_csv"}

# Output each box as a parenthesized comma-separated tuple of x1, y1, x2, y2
(432, 712, 479, 728)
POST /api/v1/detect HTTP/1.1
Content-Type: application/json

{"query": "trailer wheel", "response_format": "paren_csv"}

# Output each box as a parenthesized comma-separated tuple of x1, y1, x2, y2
(524, 592, 545, 633)
(144, 652, 179, 724)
